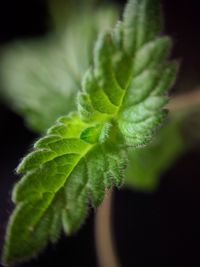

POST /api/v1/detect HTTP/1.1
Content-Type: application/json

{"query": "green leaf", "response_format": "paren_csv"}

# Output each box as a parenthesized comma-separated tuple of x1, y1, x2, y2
(3, 113, 127, 264)
(78, 15, 178, 146)
(3, 0, 178, 264)
(123, 0, 163, 54)
(0, 6, 117, 133)
(125, 119, 184, 191)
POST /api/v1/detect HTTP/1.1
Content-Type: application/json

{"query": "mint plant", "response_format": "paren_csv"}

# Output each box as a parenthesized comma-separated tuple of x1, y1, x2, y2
(1, 0, 178, 264)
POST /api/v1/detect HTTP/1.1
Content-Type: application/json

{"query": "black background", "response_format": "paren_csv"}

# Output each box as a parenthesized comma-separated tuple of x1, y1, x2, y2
(0, 0, 200, 266)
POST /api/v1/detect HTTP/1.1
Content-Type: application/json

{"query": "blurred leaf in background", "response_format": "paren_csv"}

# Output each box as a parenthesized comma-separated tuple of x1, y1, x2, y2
(125, 118, 184, 191)
(0, 0, 117, 133)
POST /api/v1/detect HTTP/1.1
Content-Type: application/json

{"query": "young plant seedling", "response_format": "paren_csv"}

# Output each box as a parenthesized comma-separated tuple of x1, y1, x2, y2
(2, 0, 178, 264)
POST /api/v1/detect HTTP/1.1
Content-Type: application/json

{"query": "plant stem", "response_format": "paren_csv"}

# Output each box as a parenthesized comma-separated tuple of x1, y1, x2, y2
(95, 190, 120, 267)
(95, 89, 200, 267)
(167, 89, 200, 112)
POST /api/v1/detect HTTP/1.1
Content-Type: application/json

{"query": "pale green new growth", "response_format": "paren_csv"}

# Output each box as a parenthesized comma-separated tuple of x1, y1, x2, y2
(3, 0, 178, 264)
(4, 113, 126, 263)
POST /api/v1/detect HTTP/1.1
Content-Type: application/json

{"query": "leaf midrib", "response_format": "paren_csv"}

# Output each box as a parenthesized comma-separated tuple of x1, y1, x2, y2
(23, 139, 95, 236)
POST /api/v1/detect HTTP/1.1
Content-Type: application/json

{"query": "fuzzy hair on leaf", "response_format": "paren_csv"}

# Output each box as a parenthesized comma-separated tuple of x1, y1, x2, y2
(2, 0, 178, 264)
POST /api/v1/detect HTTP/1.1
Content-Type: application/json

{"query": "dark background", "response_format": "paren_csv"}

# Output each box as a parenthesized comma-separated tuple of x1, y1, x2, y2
(0, 0, 200, 266)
